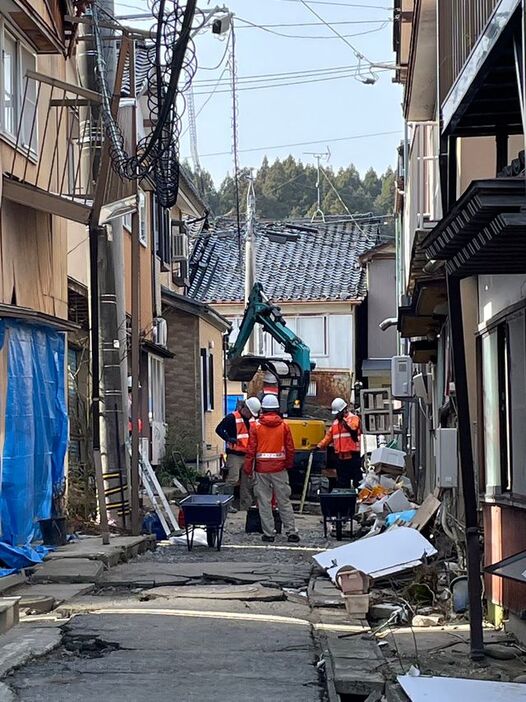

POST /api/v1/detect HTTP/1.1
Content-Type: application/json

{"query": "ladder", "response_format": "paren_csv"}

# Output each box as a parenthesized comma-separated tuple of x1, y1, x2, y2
(127, 441, 181, 537)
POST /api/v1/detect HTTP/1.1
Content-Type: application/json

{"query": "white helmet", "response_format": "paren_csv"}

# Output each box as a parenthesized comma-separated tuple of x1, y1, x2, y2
(331, 397, 348, 415)
(245, 397, 261, 417)
(261, 394, 280, 411)
(263, 371, 277, 384)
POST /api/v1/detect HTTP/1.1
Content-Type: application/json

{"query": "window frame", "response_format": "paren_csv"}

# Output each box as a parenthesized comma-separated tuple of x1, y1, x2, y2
(147, 354, 165, 425)
(200, 348, 214, 412)
(138, 189, 147, 247)
(479, 302, 526, 502)
(0, 21, 38, 154)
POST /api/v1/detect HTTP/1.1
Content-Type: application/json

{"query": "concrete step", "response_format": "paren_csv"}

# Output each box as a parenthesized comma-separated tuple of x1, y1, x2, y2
(0, 598, 20, 636)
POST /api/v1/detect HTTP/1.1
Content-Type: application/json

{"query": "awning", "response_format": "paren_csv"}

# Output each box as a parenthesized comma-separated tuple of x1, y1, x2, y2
(422, 178, 526, 275)
(0, 304, 79, 332)
(410, 339, 438, 364)
(398, 280, 446, 339)
(361, 359, 392, 377)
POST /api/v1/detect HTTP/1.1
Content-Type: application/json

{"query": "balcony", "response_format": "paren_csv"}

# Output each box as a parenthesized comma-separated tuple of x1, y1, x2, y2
(439, 0, 500, 102)
(439, 0, 523, 135)
(4, 70, 102, 224)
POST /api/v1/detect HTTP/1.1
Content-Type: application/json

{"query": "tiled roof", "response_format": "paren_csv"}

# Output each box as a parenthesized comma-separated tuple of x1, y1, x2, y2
(188, 220, 381, 304)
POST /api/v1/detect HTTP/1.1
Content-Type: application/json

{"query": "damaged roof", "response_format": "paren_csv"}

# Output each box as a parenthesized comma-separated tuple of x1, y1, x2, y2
(188, 220, 381, 304)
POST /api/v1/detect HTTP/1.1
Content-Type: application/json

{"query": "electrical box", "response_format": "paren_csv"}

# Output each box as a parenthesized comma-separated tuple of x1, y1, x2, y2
(435, 428, 458, 489)
(391, 356, 413, 398)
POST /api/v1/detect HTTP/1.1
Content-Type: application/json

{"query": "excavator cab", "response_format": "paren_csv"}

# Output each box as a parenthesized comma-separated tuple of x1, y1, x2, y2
(227, 356, 306, 418)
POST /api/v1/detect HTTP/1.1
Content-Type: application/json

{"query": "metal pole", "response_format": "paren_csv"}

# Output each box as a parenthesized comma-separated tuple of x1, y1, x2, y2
(89, 227, 110, 545)
(447, 273, 484, 660)
(130, 38, 141, 536)
(245, 176, 257, 354)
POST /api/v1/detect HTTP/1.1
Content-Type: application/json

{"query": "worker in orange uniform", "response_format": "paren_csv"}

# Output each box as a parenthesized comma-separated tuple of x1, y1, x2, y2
(317, 397, 362, 489)
(215, 397, 261, 511)
(262, 370, 279, 395)
(244, 394, 300, 543)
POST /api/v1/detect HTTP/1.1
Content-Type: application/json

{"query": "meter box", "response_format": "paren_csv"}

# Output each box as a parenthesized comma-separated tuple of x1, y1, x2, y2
(391, 356, 413, 398)
(435, 428, 458, 488)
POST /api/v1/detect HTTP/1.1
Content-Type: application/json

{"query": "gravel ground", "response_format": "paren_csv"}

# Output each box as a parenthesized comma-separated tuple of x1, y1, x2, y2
(138, 510, 342, 566)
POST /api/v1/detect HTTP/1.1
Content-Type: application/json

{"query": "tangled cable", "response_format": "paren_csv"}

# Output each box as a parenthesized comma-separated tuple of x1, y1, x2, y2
(92, 0, 201, 207)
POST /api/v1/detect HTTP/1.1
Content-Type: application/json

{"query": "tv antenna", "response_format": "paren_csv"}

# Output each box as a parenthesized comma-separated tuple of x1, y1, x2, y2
(304, 148, 331, 222)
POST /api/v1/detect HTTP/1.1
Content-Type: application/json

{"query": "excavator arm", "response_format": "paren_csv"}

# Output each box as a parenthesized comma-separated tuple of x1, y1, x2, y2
(227, 283, 314, 416)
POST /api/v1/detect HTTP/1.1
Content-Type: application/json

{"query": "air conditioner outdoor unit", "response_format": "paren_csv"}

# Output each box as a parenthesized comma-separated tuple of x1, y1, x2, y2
(172, 224, 188, 261)
(153, 317, 167, 347)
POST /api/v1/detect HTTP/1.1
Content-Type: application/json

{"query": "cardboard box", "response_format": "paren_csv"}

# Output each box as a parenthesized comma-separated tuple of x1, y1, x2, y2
(342, 593, 370, 616)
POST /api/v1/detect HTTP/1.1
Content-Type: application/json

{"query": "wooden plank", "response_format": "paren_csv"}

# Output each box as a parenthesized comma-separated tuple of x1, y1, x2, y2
(408, 494, 441, 531)
(3, 178, 91, 224)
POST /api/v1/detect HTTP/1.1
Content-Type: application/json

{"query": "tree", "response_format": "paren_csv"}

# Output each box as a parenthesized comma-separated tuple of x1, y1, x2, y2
(182, 156, 396, 222)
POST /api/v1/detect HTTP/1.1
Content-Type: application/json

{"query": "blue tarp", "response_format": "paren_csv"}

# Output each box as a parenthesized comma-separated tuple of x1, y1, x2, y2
(0, 320, 68, 548)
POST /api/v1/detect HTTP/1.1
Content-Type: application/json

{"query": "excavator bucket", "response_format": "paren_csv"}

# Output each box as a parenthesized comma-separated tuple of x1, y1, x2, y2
(227, 355, 265, 382)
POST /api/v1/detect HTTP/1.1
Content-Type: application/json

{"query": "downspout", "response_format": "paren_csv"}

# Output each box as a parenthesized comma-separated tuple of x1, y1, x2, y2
(447, 273, 485, 661)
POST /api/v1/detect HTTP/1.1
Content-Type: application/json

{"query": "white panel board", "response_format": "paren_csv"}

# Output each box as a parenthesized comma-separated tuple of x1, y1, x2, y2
(398, 675, 526, 702)
(313, 527, 437, 581)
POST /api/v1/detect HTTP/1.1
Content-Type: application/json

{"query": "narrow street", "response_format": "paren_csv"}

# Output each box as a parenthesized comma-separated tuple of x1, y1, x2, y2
(6, 514, 330, 702)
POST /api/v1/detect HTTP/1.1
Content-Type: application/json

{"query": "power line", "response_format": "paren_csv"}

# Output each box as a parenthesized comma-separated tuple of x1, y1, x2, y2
(237, 0, 390, 7)
(181, 65, 230, 137)
(230, 18, 390, 40)
(236, 19, 392, 28)
(191, 66, 392, 95)
(196, 130, 402, 158)
(193, 60, 391, 85)
(299, 0, 376, 66)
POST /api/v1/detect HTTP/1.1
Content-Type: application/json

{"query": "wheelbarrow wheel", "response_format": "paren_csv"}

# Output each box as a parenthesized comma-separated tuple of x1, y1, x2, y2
(206, 527, 217, 548)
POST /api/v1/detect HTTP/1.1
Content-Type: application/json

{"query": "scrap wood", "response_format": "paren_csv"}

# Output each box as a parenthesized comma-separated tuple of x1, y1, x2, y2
(407, 494, 441, 531)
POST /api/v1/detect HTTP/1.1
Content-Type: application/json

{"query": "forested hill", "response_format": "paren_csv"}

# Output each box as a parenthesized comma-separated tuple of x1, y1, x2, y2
(183, 156, 396, 222)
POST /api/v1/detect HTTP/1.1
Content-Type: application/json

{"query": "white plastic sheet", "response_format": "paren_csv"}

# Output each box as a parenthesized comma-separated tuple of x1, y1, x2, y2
(313, 526, 437, 581)
(398, 675, 526, 701)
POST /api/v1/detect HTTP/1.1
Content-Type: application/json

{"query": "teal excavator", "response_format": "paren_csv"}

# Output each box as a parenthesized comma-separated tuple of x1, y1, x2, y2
(227, 283, 326, 490)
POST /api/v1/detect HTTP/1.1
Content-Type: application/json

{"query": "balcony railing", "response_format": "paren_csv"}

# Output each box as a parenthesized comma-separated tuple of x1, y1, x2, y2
(5, 70, 103, 224)
(439, 0, 500, 103)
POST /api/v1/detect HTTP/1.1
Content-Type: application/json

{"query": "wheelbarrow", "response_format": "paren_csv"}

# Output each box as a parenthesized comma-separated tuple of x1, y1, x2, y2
(179, 494, 233, 551)
(318, 489, 357, 541)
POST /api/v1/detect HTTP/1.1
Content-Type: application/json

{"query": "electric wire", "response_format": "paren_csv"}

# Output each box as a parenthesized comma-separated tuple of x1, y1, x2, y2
(193, 60, 392, 85)
(299, 0, 381, 82)
(235, 19, 392, 28)
(181, 64, 230, 138)
(197, 130, 401, 158)
(230, 18, 390, 40)
(192, 66, 393, 95)
(92, 0, 200, 207)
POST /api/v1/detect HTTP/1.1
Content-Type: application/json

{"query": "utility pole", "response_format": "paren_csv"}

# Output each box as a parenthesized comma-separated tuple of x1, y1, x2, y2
(244, 175, 257, 354)
(81, 4, 132, 536)
(305, 149, 329, 222)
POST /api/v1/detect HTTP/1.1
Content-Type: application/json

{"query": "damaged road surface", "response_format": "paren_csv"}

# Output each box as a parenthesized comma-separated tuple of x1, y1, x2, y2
(5, 514, 329, 701)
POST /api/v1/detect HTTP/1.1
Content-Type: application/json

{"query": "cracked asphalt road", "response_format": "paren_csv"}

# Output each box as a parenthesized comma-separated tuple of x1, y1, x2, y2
(6, 513, 328, 702)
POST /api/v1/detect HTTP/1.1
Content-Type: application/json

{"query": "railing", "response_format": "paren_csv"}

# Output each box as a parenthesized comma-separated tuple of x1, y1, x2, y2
(439, 0, 500, 102)
(6, 70, 103, 223)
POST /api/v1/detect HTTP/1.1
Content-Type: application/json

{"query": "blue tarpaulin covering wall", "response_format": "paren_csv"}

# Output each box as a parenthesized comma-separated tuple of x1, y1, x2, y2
(0, 320, 68, 548)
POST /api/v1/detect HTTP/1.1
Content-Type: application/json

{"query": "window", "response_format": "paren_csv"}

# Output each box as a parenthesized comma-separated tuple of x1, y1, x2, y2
(3, 32, 16, 136)
(265, 315, 328, 358)
(2, 28, 37, 148)
(200, 348, 214, 412)
(148, 355, 165, 424)
(482, 307, 526, 497)
(297, 316, 328, 356)
(139, 190, 147, 246)
(152, 193, 171, 270)
(307, 380, 317, 397)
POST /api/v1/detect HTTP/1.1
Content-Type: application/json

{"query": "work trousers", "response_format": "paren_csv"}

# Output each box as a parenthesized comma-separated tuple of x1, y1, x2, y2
(336, 453, 362, 489)
(225, 453, 253, 510)
(254, 470, 297, 537)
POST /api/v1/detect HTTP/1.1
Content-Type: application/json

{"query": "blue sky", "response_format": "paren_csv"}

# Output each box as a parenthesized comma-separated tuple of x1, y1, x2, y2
(115, 0, 402, 185)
